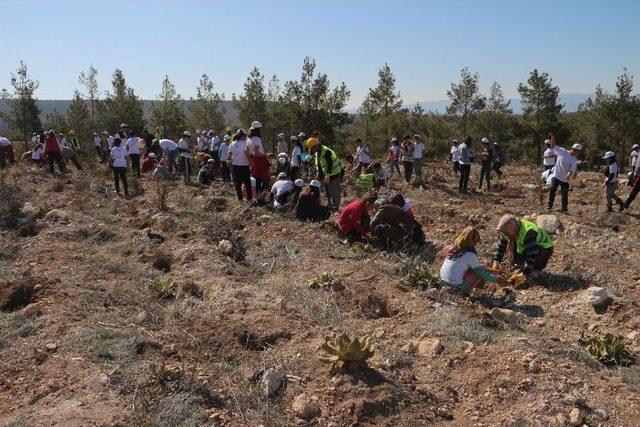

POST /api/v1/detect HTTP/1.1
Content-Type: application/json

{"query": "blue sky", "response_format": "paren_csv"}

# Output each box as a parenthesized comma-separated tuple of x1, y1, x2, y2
(1, 0, 638, 108)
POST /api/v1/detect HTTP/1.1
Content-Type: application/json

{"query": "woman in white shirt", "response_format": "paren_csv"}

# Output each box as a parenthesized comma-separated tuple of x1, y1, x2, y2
(178, 131, 193, 183)
(290, 136, 303, 180)
(247, 121, 270, 192)
(602, 151, 624, 212)
(126, 130, 141, 177)
(229, 130, 252, 201)
(219, 135, 231, 184)
(109, 138, 129, 196)
(413, 134, 425, 180)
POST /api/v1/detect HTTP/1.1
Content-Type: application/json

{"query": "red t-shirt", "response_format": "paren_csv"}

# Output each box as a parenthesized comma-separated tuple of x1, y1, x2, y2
(141, 157, 156, 173)
(337, 199, 369, 236)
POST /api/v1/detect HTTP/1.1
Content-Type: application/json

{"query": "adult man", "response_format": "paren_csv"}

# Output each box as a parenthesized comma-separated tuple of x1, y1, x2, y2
(126, 130, 141, 176)
(413, 134, 425, 181)
(270, 172, 293, 207)
(209, 131, 221, 159)
(458, 137, 472, 194)
(492, 142, 506, 177)
(93, 132, 102, 156)
(450, 139, 460, 174)
(61, 145, 84, 171)
(543, 139, 557, 171)
(178, 131, 193, 183)
(478, 137, 493, 191)
(69, 130, 81, 151)
(623, 148, 640, 211)
(197, 131, 208, 152)
(159, 138, 179, 173)
(547, 133, 581, 213)
(307, 136, 342, 210)
(354, 138, 371, 176)
(629, 144, 640, 186)
(116, 123, 128, 144)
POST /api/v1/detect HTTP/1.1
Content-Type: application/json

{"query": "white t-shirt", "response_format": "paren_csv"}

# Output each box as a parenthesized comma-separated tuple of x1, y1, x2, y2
(631, 150, 639, 168)
(126, 137, 140, 155)
(440, 251, 481, 286)
(107, 135, 115, 149)
(110, 146, 128, 168)
(197, 136, 208, 151)
(413, 142, 424, 159)
(356, 146, 370, 164)
(159, 139, 178, 152)
(59, 138, 68, 148)
(450, 146, 460, 162)
(94, 136, 101, 147)
(178, 138, 193, 158)
(0, 137, 11, 147)
(389, 145, 399, 159)
(291, 146, 302, 167)
(543, 147, 557, 166)
(551, 147, 577, 183)
(248, 136, 264, 156)
(229, 139, 250, 166)
(209, 136, 220, 152)
(32, 145, 43, 160)
(219, 143, 229, 162)
(270, 180, 293, 206)
(608, 162, 619, 183)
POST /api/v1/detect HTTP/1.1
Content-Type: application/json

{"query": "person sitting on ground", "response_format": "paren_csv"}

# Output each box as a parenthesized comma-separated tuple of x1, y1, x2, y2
(141, 153, 158, 173)
(440, 226, 506, 294)
(370, 200, 425, 247)
(270, 172, 293, 208)
(390, 193, 414, 218)
(336, 192, 378, 241)
(493, 214, 554, 286)
(295, 180, 331, 222)
(61, 145, 84, 171)
(152, 157, 171, 180)
(290, 178, 305, 207)
(276, 152, 291, 176)
(198, 159, 217, 185)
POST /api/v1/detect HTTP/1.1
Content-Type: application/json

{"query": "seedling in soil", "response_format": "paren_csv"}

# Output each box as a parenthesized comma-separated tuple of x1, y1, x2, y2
(152, 278, 176, 299)
(579, 332, 636, 367)
(404, 266, 442, 290)
(320, 334, 375, 373)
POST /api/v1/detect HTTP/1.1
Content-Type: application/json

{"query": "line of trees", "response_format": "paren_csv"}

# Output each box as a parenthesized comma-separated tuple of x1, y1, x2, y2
(1, 60, 638, 165)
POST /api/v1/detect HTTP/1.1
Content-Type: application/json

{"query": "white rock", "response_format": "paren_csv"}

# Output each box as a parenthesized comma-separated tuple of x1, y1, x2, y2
(417, 338, 443, 356)
(292, 394, 321, 420)
(260, 368, 283, 398)
(568, 407, 583, 426)
(536, 214, 562, 234)
(45, 209, 70, 223)
(489, 307, 520, 327)
(218, 240, 234, 255)
(584, 287, 610, 307)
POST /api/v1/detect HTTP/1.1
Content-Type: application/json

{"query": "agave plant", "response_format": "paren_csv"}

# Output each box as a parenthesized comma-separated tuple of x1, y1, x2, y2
(152, 277, 176, 299)
(579, 333, 636, 367)
(405, 266, 442, 290)
(320, 334, 375, 372)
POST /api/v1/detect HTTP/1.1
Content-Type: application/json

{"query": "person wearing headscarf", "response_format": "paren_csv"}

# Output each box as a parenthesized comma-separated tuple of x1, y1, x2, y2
(440, 226, 505, 293)
(493, 214, 554, 285)
(295, 180, 331, 222)
(370, 201, 424, 247)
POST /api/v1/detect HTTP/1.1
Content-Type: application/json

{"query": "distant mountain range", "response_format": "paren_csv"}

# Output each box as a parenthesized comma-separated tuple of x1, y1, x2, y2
(0, 93, 594, 132)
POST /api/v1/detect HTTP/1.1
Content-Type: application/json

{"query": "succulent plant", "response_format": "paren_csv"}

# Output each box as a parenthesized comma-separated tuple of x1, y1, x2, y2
(579, 333, 636, 367)
(152, 277, 175, 299)
(320, 334, 375, 372)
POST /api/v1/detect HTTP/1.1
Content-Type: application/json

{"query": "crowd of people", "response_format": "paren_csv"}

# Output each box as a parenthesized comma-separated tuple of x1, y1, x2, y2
(1, 123, 639, 294)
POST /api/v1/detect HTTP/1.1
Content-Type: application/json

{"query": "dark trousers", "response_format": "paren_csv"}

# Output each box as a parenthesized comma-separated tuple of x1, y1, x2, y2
(403, 161, 413, 183)
(548, 178, 569, 211)
(95, 146, 102, 157)
(68, 155, 83, 171)
(453, 161, 460, 174)
(130, 153, 140, 176)
(181, 157, 191, 183)
(624, 175, 640, 209)
(113, 167, 129, 195)
(459, 164, 471, 193)
(390, 159, 401, 175)
(47, 152, 66, 173)
(290, 165, 299, 181)
(544, 165, 554, 171)
(515, 246, 554, 272)
(492, 162, 503, 177)
(232, 165, 252, 201)
(221, 161, 230, 183)
(479, 164, 491, 189)
(254, 177, 266, 193)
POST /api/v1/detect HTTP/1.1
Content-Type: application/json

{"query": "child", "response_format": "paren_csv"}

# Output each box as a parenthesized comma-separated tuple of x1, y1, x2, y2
(602, 151, 624, 212)
(110, 138, 129, 196)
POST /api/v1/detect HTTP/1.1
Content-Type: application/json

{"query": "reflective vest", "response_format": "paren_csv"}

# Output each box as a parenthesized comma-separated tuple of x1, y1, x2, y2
(515, 220, 554, 254)
(357, 173, 374, 189)
(70, 136, 80, 150)
(315, 145, 341, 177)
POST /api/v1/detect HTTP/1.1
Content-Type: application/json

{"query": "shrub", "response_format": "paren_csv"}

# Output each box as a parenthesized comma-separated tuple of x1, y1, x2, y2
(320, 334, 375, 372)
(404, 266, 442, 290)
(0, 180, 25, 229)
(579, 333, 636, 367)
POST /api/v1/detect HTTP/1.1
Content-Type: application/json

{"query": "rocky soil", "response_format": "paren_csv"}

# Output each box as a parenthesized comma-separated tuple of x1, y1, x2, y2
(1, 160, 639, 426)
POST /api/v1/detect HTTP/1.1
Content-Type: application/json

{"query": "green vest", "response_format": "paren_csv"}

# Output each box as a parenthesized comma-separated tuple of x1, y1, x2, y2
(357, 173, 374, 189)
(70, 136, 80, 150)
(515, 220, 554, 254)
(315, 145, 341, 177)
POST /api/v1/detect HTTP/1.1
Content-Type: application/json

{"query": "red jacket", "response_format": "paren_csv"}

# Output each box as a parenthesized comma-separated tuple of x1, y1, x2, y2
(141, 157, 156, 173)
(43, 136, 61, 156)
(337, 199, 370, 237)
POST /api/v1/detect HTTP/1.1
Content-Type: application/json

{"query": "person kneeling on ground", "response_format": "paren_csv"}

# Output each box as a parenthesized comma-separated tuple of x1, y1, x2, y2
(276, 152, 291, 176)
(390, 193, 414, 218)
(370, 200, 425, 247)
(493, 214, 555, 285)
(152, 158, 171, 180)
(198, 159, 217, 185)
(440, 226, 507, 294)
(295, 180, 331, 222)
(290, 178, 305, 207)
(336, 192, 378, 242)
(141, 153, 158, 173)
(270, 172, 293, 208)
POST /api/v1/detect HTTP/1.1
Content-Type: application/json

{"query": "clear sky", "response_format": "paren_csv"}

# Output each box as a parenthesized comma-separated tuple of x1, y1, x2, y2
(1, 0, 638, 108)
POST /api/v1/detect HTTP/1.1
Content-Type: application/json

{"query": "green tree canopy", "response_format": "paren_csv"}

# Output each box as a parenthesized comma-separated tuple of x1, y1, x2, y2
(149, 75, 186, 141)
(1, 61, 42, 145)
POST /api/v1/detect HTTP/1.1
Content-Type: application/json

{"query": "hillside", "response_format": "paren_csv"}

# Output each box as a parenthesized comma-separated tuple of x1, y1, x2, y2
(1, 159, 640, 426)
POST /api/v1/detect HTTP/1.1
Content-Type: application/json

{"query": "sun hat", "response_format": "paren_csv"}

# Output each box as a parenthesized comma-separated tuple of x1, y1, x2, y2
(602, 151, 615, 159)
(310, 180, 321, 188)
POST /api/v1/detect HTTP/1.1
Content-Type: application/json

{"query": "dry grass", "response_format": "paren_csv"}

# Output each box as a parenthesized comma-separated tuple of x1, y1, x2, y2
(423, 306, 494, 345)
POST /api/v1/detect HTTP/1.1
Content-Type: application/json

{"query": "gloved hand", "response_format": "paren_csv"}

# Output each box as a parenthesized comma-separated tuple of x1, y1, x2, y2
(509, 272, 526, 287)
(491, 261, 501, 274)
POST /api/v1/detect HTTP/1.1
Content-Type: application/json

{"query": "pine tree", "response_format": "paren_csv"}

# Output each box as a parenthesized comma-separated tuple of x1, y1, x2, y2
(266, 74, 290, 151)
(43, 109, 68, 135)
(610, 68, 639, 160)
(477, 82, 513, 143)
(149, 75, 186, 140)
(1, 61, 42, 147)
(67, 90, 92, 145)
(446, 67, 485, 137)
(188, 74, 225, 133)
(517, 69, 563, 164)
(234, 67, 268, 129)
(97, 69, 145, 133)
(368, 63, 403, 140)
(78, 66, 99, 130)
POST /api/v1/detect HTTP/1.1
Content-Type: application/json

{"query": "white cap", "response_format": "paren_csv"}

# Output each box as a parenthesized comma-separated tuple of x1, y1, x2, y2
(207, 130, 215, 136)
(207, 158, 216, 163)
(294, 179, 305, 188)
(304, 154, 313, 162)
(250, 121, 262, 129)
(571, 143, 583, 151)
(277, 133, 285, 138)
(602, 151, 615, 159)
(482, 137, 489, 144)
(93, 132, 97, 136)
(544, 139, 551, 145)
(120, 123, 128, 128)
(278, 172, 287, 179)
(310, 180, 321, 188)
(278, 152, 288, 157)
(148, 153, 157, 158)
(183, 131, 191, 137)
(290, 135, 299, 141)
(391, 137, 397, 143)
(102, 130, 109, 135)
(298, 132, 306, 138)
(223, 135, 231, 141)
(152, 138, 158, 143)
(633, 144, 640, 149)
(196, 129, 201, 134)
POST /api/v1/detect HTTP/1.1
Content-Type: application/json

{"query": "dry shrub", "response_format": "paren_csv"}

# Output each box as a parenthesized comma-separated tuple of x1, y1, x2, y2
(424, 306, 494, 345)
(0, 179, 25, 229)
